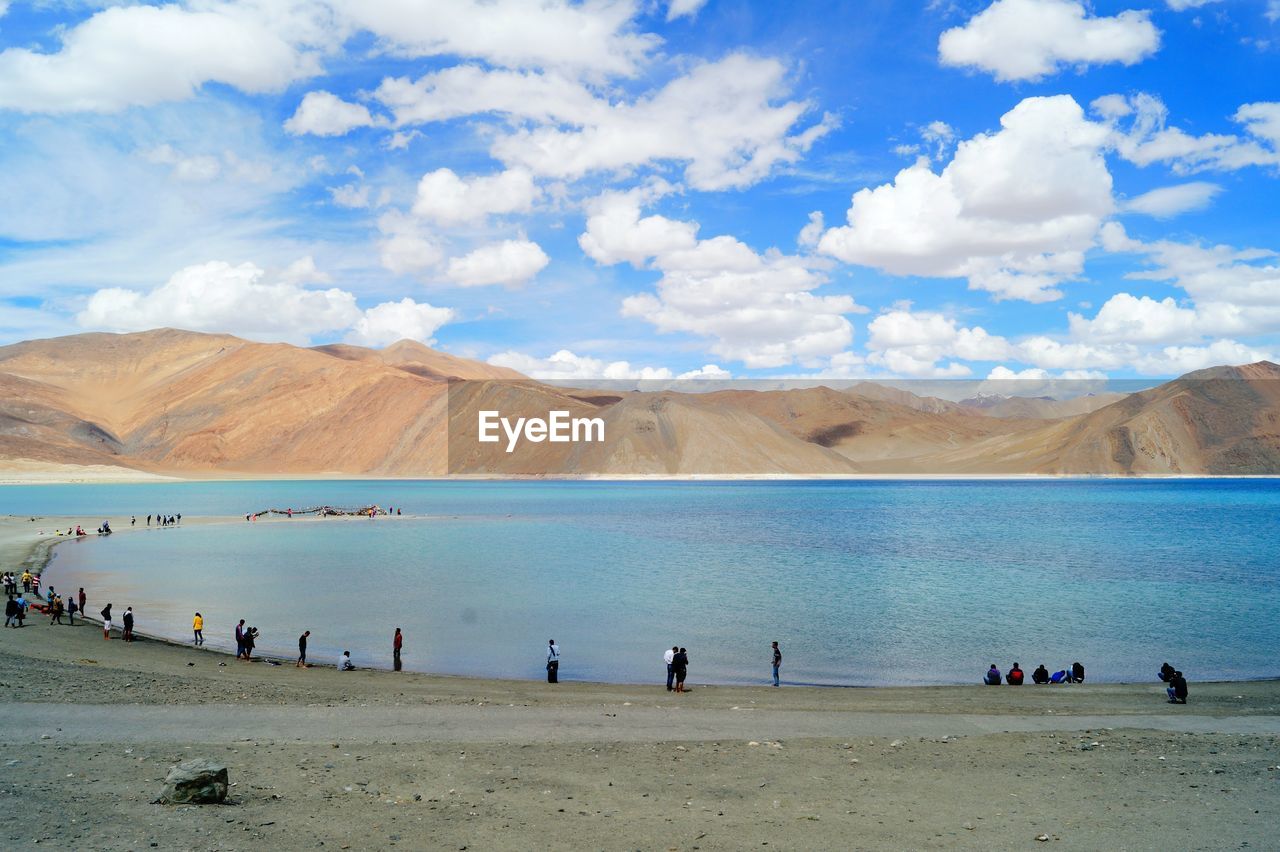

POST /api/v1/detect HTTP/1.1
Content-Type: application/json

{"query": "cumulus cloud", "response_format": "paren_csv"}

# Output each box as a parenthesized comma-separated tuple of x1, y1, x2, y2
(1121, 182, 1222, 218)
(487, 349, 673, 381)
(938, 0, 1160, 82)
(865, 308, 1011, 377)
(1133, 340, 1274, 375)
(1165, 0, 1221, 9)
(370, 55, 832, 191)
(345, 297, 455, 347)
(284, 91, 377, 136)
(411, 168, 539, 225)
(0, 2, 331, 113)
(1104, 94, 1280, 173)
(1068, 222, 1280, 344)
(445, 240, 550, 287)
(345, 0, 657, 77)
(77, 259, 355, 340)
(819, 95, 1113, 302)
(676, 364, 731, 380)
(376, 211, 444, 277)
(581, 192, 863, 368)
(667, 0, 710, 21)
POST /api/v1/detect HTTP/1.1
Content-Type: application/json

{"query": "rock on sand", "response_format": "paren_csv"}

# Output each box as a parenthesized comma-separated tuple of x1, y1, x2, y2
(153, 758, 229, 804)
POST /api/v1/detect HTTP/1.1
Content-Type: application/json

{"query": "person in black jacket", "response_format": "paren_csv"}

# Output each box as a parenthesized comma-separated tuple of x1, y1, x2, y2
(1166, 671, 1189, 704)
(1071, 661, 1085, 683)
(1032, 664, 1050, 684)
(1159, 662, 1176, 682)
(673, 647, 689, 693)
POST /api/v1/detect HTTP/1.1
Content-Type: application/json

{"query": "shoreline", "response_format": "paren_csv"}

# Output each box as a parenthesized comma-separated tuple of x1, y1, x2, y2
(11, 513, 1280, 691)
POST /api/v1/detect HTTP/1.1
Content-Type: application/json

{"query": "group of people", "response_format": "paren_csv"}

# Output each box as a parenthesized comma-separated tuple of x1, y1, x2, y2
(1160, 662, 1190, 703)
(985, 661, 1085, 685)
(3, 570, 34, 595)
(5, 583, 89, 629)
(97, 603, 135, 640)
(233, 619, 260, 660)
(145, 513, 181, 527)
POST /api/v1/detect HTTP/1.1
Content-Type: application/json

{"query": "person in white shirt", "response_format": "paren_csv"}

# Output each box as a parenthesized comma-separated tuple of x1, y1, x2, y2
(339, 651, 355, 671)
(546, 639, 560, 683)
(664, 646, 677, 691)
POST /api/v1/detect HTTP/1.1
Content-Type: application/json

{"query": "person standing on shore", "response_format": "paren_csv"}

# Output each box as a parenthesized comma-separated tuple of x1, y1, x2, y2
(546, 639, 560, 683)
(4, 595, 17, 628)
(665, 645, 677, 691)
(771, 641, 782, 687)
(15, 594, 26, 627)
(393, 628, 403, 671)
(122, 607, 134, 641)
(49, 595, 64, 625)
(78, 588, 86, 618)
(100, 604, 112, 640)
(298, 630, 310, 667)
(673, 647, 689, 693)
(242, 626, 258, 661)
(21, 570, 31, 593)
(67, 595, 77, 624)
(235, 619, 246, 658)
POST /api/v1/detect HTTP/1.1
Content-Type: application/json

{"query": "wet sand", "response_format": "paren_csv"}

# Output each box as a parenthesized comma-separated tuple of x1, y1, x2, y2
(2, 516, 1278, 849)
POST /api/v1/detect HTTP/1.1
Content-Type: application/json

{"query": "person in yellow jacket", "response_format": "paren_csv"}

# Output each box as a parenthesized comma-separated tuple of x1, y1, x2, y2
(192, 612, 204, 646)
(21, 570, 32, 593)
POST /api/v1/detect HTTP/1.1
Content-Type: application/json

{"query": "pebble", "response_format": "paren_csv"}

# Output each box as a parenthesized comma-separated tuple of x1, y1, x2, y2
(1036, 833, 1050, 842)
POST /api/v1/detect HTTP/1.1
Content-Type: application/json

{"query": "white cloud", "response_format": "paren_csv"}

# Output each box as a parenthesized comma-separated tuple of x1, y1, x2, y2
(1134, 340, 1274, 375)
(676, 364, 731, 380)
(373, 56, 831, 191)
(0, 2, 331, 113)
(284, 91, 377, 136)
(411, 168, 539, 225)
(797, 211, 824, 250)
(488, 349, 673, 381)
(445, 240, 550, 287)
(1121, 182, 1222, 218)
(819, 95, 1114, 302)
(344, 0, 656, 77)
(76, 259, 361, 341)
(1068, 293, 1201, 344)
(1165, 0, 1221, 9)
(1015, 336, 1134, 370)
(1106, 94, 1280, 173)
(345, 297, 455, 347)
(329, 183, 371, 209)
(667, 0, 710, 21)
(582, 193, 862, 369)
(377, 211, 444, 276)
(938, 0, 1160, 82)
(865, 308, 1011, 377)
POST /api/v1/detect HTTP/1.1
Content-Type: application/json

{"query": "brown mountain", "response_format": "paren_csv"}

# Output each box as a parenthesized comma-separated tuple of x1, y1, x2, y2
(0, 329, 1277, 476)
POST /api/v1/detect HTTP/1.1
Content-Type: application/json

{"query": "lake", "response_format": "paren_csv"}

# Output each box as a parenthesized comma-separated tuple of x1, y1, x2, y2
(13, 479, 1280, 686)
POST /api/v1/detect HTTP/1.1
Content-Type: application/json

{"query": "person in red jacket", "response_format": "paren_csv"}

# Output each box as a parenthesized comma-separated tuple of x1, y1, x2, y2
(1006, 662, 1024, 685)
(393, 628, 403, 671)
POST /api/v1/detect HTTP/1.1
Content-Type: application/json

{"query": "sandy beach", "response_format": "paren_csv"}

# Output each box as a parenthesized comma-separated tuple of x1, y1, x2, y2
(1, 516, 1277, 850)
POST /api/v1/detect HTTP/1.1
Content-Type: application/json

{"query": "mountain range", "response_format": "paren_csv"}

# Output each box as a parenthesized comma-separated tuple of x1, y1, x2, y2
(1, 329, 1277, 477)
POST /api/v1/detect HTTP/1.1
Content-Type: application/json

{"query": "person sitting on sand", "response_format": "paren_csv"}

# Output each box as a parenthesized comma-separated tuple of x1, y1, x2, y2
(1049, 668, 1069, 684)
(1006, 663, 1024, 685)
(1159, 662, 1176, 682)
(673, 647, 689, 693)
(340, 651, 356, 671)
(1070, 661, 1085, 684)
(100, 604, 112, 640)
(1166, 671, 1188, 704)
(984, 664, 1002, 685)
(1031, 664, 1050, 684)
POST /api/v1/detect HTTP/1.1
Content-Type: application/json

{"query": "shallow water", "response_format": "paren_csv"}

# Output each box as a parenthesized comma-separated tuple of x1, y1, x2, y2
(13, 479, 1280, 686)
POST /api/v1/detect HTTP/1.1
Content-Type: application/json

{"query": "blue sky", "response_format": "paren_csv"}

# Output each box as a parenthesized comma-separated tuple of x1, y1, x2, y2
(0, 0, 1277, 383)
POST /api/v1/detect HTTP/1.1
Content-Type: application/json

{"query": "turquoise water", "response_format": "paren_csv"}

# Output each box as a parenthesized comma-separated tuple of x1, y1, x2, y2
(11, 479, 1280, 686)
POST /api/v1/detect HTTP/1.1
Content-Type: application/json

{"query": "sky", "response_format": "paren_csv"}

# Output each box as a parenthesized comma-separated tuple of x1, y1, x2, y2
(0, 0, 1278, 383)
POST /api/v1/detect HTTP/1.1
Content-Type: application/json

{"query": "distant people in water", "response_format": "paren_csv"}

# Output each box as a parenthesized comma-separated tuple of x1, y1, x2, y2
(546, 639, 560, 683)
(340, 651, 356, 671)
(193, 612, 204, 645)
(298, 630, 310, 667)
(1166, 671, 1189, 704)
(984, 664, 1002, 685)
(1006, 663, 1024, 685)
(1159, 662, 1176, 682)
(673, 647, 689, 692)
